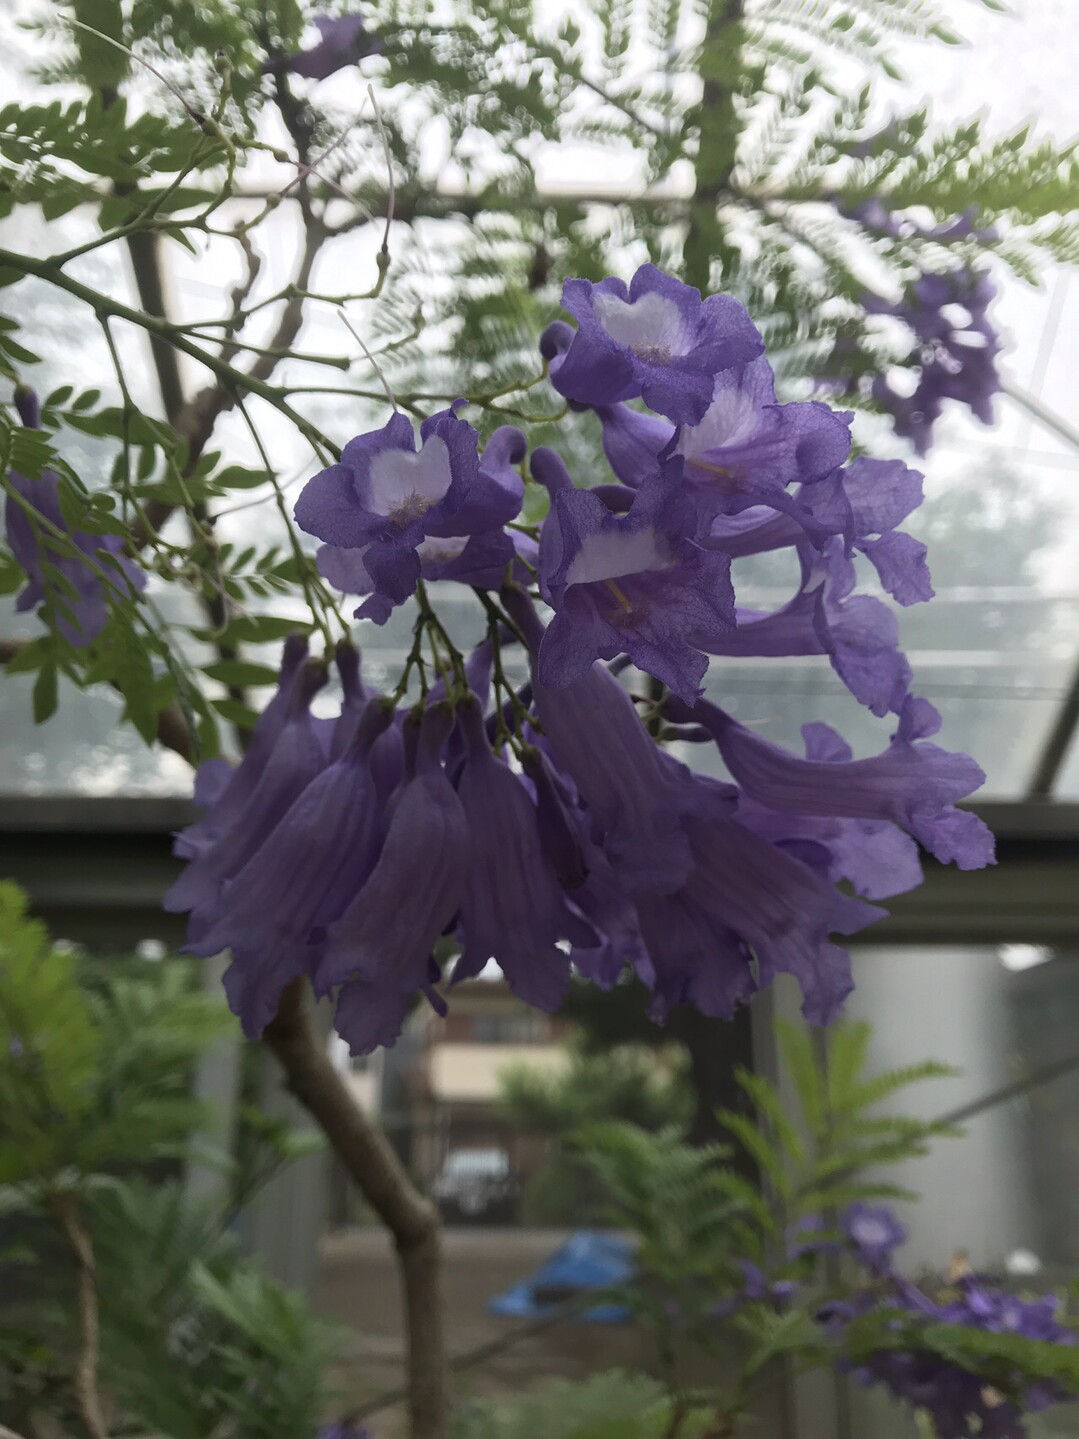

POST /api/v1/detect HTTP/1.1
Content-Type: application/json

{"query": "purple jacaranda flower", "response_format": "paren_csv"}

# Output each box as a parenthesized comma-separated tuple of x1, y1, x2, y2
(671, 356, 853, 534)
(700, 539, 915, 718)
(317, 1424, 371, 1439)
(195, 699, 395, 1037)
(842, 199, 998, 246)
(173, 634, 311, 864)
(567, 836, 651, 990)
(547, 264, 764, 424)
(295, 409, 523, 619)
(834, 1267, 1075, 1439)
(842, 1202, 907, 1275)
(519, 745, 589, 890)
(689, 694, 995, 869)
(451, 700, 596, 1010)
(738, 723, 924, 902)
(504, 588, 698, 895)
(636, 789, 883, 1025)
(273, 13, 381, 81)
(315, 703, 470, 1055)
(317, 528, 532, 623)
(867, 268, 1001, 454)
(537, 461, 736, 703)
(165, 658, 328, 932)
(5, 386, 145, 647)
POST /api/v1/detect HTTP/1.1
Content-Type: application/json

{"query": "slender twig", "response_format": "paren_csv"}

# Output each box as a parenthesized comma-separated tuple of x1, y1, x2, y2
(49, 1193, 109, 1439)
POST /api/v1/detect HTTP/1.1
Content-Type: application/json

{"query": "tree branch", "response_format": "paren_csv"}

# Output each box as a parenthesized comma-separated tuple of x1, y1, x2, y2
(263, 979, 448, 1439)
(49, 1194, 109, 1439)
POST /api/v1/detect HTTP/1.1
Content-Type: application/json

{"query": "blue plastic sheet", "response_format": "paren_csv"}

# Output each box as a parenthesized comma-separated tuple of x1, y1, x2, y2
(488, 1230, 635, 1323)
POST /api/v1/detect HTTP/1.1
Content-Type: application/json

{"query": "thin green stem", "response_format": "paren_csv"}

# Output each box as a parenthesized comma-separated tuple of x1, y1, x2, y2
(0, 247, 340, 464)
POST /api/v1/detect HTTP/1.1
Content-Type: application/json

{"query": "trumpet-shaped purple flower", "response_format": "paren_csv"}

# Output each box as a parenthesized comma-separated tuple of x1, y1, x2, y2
(316, 704, 469, 1054)
(548, 264, 764, 424)
(693, 695, 995, 869)
(502, 591, 699, 894)
(701, 539, 914, 717)
(197, 700, 395, 1037)
(295, 410, 523, 618)
(637, 790, 883, 1025)
(174, 634, 311, 863)
(165, 657, 327, 931)
(537, 463, 735, 703)
(452, 702, 596, 1010)
(5, 387, 145, 646)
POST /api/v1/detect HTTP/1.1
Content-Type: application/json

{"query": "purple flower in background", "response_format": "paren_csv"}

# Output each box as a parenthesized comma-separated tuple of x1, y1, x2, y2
(5, 386, 144, 646)
(537, 462, 735, 703)
(842, 1203, 907, 1274)
(868, 267, 1002, 454)
(275, 13, 380, 81)
(548, 264, 764, 424)
(317, 1423, 371, 1439)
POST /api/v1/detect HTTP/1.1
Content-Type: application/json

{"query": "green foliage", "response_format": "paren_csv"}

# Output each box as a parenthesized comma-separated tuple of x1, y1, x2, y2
(499, 1042, 693, 1223)
(0, 884, 341, 1438)
(452, 1370, 714, 1439)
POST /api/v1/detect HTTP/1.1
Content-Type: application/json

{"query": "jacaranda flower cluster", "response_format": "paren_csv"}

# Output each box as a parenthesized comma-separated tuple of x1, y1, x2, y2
(816, 1205, 1078, 1438)
(166, 264, 995, 1053)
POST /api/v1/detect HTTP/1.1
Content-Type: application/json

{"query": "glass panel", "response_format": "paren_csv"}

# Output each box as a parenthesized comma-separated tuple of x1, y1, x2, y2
(843, 946, 1079, 1439)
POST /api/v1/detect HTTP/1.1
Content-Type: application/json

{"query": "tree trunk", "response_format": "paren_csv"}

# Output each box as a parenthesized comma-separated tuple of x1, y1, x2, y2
(263, 980, 449, 1439)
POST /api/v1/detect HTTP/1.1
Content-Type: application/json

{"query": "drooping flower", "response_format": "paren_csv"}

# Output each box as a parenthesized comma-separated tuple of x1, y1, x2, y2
(165, 655, 328, 933)
(546, 264, 764, 424)
(315, 703, 470, 1054)
(5, 386, 145, 646)
(452, 700, 596, 1010)
(687, 694, 995, 869)
(194, 698, 395, 1037)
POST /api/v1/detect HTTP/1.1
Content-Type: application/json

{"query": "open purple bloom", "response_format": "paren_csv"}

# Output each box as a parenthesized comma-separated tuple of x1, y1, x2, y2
(452, 701, 596, 1010)
(537, 462, 735, 703)
(672, 356, 853, 534)
(277, 12, 380, 80)
(549, 264, 764, 424)
(5, 386, 144, 646)
(299, 414, 524, 621)
(315, 703, 470, 1055)
(842, 1202, 907, 1274)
